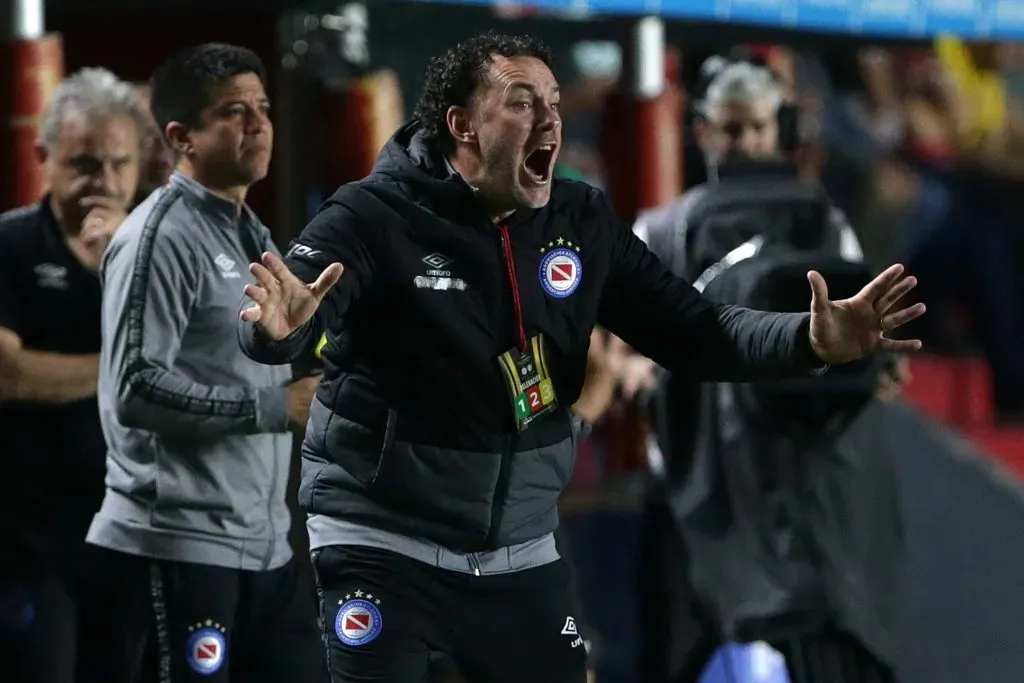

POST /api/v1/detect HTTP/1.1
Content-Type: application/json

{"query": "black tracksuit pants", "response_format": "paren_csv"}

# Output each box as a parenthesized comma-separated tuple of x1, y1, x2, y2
(88, 548, 326, 683)
(312, 544, 589, 683)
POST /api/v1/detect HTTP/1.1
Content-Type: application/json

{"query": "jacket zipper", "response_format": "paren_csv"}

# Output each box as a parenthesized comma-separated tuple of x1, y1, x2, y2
(498, 224, 528, 352)
(485, 225, 526, 549)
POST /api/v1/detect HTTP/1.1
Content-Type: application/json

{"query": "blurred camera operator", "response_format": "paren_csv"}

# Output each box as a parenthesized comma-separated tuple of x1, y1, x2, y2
(637, 56, 864, 263)
(0, 67, 146, 683)
(631, 55, 905, 683)
(635, 55, 910, 399)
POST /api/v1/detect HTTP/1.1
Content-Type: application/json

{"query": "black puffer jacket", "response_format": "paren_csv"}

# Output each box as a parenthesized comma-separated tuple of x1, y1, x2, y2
(239, 120, 822, 552)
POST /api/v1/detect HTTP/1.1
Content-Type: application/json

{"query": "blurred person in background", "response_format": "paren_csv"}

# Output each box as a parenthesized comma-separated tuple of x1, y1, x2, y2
(635, 54, 865, 286)
(552, 44, 619, 190)
(632, 54, 906, 683)
(766, 44, 879, 219)
(0, 67, 145, 683)
(849, 46, 923, 271)
(86, 44, 324, 683)
(131, 81, 175, 200)
(896, 36, 1024, 422)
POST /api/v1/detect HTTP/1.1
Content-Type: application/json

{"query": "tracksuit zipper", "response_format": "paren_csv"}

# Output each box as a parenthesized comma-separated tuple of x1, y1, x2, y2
(263, 445, 279, 570)
(238, 220, 281, 572)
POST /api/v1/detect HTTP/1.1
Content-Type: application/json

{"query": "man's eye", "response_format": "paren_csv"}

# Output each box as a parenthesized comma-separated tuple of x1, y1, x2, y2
(72, 158, 101, 175)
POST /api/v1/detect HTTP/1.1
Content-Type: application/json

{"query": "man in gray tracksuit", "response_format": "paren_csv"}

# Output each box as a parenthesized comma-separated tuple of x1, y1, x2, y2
(86, 43, 324, 683)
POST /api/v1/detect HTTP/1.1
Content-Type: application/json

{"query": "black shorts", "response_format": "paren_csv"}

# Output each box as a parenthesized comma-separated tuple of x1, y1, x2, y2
(96, 548, 326, 683)
(312, 544, 589, 683)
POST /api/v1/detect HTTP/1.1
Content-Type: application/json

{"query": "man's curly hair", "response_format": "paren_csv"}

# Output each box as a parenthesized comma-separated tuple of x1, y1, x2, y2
(414, 32, 552, 153)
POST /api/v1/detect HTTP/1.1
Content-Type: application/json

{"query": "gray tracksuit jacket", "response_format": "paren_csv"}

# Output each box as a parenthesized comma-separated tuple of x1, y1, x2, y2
(86, 172, 294, 571)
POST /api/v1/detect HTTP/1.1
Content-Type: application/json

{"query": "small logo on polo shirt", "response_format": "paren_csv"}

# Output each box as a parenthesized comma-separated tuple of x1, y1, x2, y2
(34, 263, 68, 289)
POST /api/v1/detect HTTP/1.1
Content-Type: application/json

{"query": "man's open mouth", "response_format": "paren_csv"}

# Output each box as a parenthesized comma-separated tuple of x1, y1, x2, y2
(523, 144, 556, 185)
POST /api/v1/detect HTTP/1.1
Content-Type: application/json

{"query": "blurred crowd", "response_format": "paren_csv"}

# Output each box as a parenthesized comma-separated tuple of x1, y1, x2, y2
(552, 35, 1024, 436)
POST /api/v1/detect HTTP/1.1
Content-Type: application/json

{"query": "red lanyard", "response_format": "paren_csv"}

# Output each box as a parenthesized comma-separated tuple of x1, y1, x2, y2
(498, 224, 528, 353)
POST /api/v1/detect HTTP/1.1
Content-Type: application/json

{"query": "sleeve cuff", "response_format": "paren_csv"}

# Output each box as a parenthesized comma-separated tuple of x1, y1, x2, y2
(795, 315, 829, 373)
(255, 385, 290, 433)
(238, 316, 316, 365)
(570, 412, 594, 437)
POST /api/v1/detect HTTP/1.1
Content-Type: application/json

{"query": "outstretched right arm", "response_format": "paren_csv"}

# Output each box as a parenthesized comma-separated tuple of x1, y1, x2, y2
(238, 202, 377, 365)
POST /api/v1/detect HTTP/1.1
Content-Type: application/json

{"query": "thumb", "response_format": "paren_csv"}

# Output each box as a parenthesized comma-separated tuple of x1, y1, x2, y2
(82, 225, 112, 246)
(807, 270, 829, 313)
(309, 262, 344, 300)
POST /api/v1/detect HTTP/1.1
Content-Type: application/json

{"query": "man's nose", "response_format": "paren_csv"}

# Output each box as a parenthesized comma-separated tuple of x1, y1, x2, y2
(89, 163, 119, 194)
(536, 103, 560, 130)
(246, 109, 268, 134)
(737, 129, 761, 155)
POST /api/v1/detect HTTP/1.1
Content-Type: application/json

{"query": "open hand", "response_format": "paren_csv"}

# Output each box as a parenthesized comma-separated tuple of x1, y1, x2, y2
(240, 252, 344, 341)
(808, 263, 926, 365)
(572, 330, 620, 424)
(600, 335, 657, 400)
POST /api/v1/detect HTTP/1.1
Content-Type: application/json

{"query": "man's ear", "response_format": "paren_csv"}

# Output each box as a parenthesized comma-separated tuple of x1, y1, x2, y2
(164, 121, 192, 157)
(693, 117, 710, 151)
(33, 140, 48, 166)
(446, 105, 476, 145)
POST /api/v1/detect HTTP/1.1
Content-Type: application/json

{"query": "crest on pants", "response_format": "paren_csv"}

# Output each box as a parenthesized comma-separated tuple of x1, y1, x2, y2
(186, 621, 227, 675)
(335, 591, 383, 647)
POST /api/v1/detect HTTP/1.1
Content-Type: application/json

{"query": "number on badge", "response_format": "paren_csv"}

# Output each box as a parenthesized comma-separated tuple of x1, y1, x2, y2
(539, 379, 554, 405)
(515, 394, 530, 419)
(527, 386, 542, 412)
